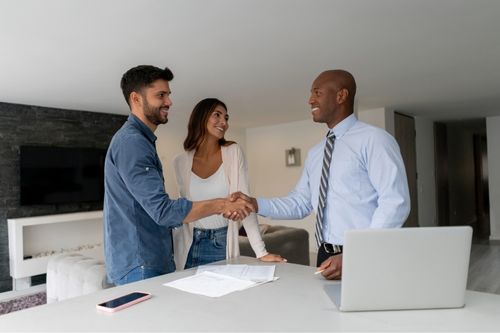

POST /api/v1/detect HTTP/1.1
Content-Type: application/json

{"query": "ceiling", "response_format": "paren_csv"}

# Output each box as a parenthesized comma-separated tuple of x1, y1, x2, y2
(1, 0, 499, 128)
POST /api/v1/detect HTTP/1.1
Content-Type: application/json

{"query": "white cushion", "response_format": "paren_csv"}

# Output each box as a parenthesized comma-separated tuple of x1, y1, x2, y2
(46, 254, 111, 303)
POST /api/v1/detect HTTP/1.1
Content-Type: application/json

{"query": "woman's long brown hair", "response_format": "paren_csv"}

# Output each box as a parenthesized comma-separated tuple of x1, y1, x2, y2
(183, 98, 235, 151)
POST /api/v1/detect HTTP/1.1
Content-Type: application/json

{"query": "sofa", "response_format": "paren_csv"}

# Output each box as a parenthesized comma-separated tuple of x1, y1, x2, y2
(239, 224, 310, 265)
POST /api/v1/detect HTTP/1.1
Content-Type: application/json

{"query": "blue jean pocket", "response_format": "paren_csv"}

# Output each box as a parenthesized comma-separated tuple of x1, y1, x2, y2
(212, 233, 227, 249)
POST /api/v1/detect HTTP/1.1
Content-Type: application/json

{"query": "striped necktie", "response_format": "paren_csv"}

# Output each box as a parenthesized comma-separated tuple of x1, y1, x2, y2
(315, 131, 336, 248)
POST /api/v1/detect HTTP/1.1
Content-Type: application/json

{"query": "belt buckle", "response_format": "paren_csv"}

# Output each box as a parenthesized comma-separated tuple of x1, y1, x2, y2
(323, 243, 341, 254)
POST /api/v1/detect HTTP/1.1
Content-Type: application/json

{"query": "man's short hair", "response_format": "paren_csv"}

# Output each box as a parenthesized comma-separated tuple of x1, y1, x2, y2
(120, 65, 174, 106)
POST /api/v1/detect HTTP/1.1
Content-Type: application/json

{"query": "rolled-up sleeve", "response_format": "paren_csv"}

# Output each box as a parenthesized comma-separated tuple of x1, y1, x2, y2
(115, 135, 192, 228)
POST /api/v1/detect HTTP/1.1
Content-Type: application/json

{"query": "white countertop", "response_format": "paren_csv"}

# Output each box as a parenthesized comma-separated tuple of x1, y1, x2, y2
(1, 256, 499, 331)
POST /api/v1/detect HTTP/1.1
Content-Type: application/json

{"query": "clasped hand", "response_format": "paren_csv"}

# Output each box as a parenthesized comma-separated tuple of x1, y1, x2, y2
(224, 192, 287, 263)
(222, 196, 255, 221)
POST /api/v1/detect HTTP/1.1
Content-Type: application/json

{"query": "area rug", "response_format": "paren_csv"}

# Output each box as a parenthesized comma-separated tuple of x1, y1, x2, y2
(0, 292, 46, 315)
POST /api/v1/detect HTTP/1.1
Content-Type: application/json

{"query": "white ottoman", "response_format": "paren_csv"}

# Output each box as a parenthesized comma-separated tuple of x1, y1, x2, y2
(46, 254, 112, 303)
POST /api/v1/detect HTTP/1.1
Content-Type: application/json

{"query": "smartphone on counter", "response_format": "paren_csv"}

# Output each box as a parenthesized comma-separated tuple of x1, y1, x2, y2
(96, 292, 152, 312)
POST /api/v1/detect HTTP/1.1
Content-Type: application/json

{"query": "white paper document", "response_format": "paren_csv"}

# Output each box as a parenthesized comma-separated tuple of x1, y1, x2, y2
(196, 264, 276, 283)
(163, 271, 256, 297)
(163, 264, 278, 297)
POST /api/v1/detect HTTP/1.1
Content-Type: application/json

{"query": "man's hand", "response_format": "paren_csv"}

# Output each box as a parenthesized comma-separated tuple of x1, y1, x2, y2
(229, 191, 258, 212)
(184, 198, 254, 224)
(222, 197, 255, 221)
(317, 254, 343, 280)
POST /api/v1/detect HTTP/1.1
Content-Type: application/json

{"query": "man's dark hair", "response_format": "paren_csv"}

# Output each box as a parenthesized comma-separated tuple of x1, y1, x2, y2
(120, 65, 174, 106)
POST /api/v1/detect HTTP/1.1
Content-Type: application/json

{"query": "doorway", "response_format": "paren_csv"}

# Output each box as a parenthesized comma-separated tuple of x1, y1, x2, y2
(394, 112, 419, 227)
(434, 119, 490, 239)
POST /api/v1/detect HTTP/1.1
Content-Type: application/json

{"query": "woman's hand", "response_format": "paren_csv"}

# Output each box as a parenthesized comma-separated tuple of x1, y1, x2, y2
(259, 253, 287, 262)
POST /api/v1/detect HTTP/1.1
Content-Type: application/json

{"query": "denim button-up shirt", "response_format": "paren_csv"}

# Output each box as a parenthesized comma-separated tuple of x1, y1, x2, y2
(103, 114, 192, 283)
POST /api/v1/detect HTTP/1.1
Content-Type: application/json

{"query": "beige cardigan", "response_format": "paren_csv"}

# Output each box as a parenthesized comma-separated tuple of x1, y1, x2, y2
(172, 143, 268, 270)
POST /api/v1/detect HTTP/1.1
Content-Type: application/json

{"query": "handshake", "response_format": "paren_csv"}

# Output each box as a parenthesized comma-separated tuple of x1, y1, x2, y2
(222, 192, 258, 221)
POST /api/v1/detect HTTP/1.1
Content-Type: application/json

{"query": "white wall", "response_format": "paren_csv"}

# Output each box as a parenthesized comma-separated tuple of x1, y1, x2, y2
(487, 116, 500, 240)
(415, 117, 437, 226)
(225, 125, 247, 155)
(155, 115, 189, 198)
(357, 107, 386, 129)
(385, 109, 396, 135)
(246, 119, 325, 252)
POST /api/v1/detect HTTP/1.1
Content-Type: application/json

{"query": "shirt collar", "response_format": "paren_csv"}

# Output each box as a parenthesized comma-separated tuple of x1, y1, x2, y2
(328, 113, 357, 139)
(127, 114, 157, 143)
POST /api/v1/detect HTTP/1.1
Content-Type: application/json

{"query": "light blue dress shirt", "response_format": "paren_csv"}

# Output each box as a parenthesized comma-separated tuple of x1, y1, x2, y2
(257, 114, 410, 245)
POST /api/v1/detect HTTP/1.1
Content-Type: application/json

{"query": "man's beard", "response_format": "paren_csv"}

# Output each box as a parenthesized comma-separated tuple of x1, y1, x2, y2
(143, 97, 168, 125)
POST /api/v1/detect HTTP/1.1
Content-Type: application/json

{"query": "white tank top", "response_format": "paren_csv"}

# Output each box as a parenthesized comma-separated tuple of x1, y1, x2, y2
(189, 164, 230, 229)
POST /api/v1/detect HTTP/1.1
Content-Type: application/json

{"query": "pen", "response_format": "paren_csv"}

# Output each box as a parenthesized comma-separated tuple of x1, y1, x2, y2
(314, 269, 325, 275)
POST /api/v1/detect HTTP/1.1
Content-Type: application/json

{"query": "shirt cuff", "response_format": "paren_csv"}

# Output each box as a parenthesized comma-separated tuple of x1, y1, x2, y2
(178, 198, 193, 225)
(256, 198, 271, 217)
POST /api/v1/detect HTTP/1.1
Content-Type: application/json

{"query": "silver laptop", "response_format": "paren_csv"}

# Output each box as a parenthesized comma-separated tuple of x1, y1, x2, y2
(326, 226, 472, 312)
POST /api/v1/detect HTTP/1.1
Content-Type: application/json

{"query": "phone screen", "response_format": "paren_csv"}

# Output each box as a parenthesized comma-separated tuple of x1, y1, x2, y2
(98, 292, 149, 309)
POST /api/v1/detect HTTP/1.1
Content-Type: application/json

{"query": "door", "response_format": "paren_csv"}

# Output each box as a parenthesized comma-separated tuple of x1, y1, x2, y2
(394, 112, 419, 227)
(473, 134, 490, 238)
(434, 122, 449, 226)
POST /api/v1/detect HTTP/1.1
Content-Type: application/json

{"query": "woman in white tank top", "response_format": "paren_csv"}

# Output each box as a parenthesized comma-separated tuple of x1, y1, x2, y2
(172, 98, 285, 269)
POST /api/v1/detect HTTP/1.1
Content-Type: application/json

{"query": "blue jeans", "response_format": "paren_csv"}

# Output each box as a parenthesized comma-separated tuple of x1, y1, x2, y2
(185, 226, 228, 269)
(114, 266, 166, 286)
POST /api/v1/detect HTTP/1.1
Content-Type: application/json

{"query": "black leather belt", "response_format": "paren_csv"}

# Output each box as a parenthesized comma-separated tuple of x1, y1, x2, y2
(322, 243, 343, 254)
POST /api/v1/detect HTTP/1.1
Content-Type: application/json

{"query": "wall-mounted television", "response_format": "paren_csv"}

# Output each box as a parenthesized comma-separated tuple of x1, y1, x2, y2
(20, 145, 107, 205)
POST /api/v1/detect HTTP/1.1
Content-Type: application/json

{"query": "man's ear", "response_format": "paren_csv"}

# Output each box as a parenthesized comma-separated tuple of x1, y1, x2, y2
(130, 91, 142, 107)
(337, 88, 349, 104)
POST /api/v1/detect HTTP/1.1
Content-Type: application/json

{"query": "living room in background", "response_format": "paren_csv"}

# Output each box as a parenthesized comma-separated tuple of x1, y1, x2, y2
(0, 102, 126, 292)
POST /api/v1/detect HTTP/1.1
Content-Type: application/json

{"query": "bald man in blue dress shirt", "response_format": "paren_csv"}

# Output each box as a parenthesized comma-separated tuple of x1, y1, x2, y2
(231, 69, 410, 280)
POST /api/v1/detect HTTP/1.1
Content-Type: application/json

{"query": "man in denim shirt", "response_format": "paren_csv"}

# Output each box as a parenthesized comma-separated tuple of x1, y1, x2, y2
(104, 65, 253, 285)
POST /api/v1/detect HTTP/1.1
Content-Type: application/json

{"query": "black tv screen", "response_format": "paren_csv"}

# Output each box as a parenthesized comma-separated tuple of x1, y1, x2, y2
(20, 146, 107, 205)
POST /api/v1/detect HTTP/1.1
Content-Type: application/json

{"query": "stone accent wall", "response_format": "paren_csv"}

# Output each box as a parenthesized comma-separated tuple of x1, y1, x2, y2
(0, 102, 126, 292)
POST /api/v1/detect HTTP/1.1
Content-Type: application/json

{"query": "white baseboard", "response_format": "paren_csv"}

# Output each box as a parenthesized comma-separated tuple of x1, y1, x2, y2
(0, 284, 46, 302)
(490, 234, 500, 241)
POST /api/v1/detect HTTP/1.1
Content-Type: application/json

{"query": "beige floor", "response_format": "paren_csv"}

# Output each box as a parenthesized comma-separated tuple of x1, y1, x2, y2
(310, 240, 500, 295)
